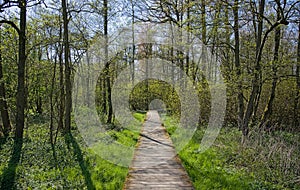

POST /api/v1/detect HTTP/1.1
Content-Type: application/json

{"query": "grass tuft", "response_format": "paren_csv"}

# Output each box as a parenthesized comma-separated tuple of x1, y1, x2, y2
(161, 115, 300, 190)
(0, 112, 145, 190)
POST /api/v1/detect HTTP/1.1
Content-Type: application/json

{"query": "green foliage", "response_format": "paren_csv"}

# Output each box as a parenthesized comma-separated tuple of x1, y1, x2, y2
(0, 0, 299, 188)
(162, 115, 300, 190)
(129, 79, 180, 114)
(0, 112, 145, 189)
(161, 114, 178, 135)
(132, 112, 146, 122)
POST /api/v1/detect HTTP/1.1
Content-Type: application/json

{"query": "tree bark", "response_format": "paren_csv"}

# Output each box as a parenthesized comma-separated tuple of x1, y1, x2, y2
(101, 73, 106, 115)
(0, 38, 11, 136)
(242, 0, 288, 136)
(294, 21, 300, 129)
(223, 2, 231, 79)
(15, 0, 27, 139)
(233, 0, 244, 134)
(62, 0, 72, 132)
(259, 8, 281, 129)
(104, 0, 113, 124)
(50, 46, 57, 145)
(58, 23, 64, 130)
(35, 48, 43, 114)
(201, 0, 206, 45)
(131, 0, 135, 85)
(185, 0, 190, 75)
(242, 0, 265, 137)
(210, 1, 221, 81)
(86, 51, 90, 107)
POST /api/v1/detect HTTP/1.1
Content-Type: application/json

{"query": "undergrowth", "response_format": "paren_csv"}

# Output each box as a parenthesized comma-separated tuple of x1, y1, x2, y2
(0, 112, 145, 190)
(161, 114, 300, 190)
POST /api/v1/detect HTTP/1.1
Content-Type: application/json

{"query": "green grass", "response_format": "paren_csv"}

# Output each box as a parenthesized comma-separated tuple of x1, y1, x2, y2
(0, 112, 145, 190)
(1, 112, 298, 189)
(132, 112, 145, 122)
(161, 115, 300, 190)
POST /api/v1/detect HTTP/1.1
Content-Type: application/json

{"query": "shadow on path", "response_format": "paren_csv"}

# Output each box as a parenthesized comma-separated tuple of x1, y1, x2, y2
(124, 110, 194, 189)
(140, 133, 174, 148)
(0, 138, 23, 190)
(64, 133, 95, 190)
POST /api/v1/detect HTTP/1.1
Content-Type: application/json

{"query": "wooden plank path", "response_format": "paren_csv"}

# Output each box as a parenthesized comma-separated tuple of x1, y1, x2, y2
(123, 110, 194, 190)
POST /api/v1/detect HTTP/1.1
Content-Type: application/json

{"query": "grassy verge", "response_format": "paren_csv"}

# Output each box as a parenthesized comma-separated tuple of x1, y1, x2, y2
(161, 114, 300, 190)
(0, 112, 145, 190)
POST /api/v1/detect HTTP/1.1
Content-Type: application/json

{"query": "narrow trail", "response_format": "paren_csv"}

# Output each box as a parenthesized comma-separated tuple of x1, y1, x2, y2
(123, 110, 194, 190)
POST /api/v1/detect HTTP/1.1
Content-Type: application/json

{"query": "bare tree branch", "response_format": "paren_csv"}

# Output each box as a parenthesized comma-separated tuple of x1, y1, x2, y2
(0, 20, 20, 35)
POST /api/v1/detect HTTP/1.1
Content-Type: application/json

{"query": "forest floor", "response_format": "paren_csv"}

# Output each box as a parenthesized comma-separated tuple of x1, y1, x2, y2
(161, 114, 300, 190)
(0, 113, 144, 190)
(0, 112, 299, 189)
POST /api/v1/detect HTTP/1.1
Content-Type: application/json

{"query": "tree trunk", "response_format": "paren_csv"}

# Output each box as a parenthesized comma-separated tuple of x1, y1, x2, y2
(185, 0, 190, 75)
(294, 21, 300, 129)
(242, 0, 265, 136)
(15, 0, 27, 139)
(104, 0, 112, 124)
(201, 0, 206, 45)
(62, 0, 72, 132)
(35, 48, 43, 114)
(86, 51, 90, 107)
(253, 83, 262, 120)
(224, 2, 231, 79)
(131, 0, 135, 85)
(50, 47, 57, 145)
(58, 24, 64, 130)
(0, 39, 11, 136)
(259, 8, 281, 129)
(242, 0, 288, 136)
(233, 0, 244, 133)
(210, 1, 221, 81)
(101, 74, 106, 115)
(170, 23, 175, 87)
(36, 96, 42, 114)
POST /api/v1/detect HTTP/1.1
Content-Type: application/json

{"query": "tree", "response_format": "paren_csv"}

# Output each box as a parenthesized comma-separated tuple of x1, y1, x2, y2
(1, 0, 44, 139)
(295, 19, 300, 129)
(242, 0, 289, 136)
(59, 18, 65, 131)
(130, 0, 135, 85)
(0, 31, 11, 136)
(259, 4, 282, 129)
(62, 0, 72, 132)
(233, 0, 244, 134)
(103, 0, 113, 124)
(15, 0, 27, 139)
(200, 0, 206, 45)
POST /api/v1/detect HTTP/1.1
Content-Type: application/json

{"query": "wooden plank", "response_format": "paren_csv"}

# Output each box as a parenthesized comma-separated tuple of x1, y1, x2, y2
(123, 110, 194, 190)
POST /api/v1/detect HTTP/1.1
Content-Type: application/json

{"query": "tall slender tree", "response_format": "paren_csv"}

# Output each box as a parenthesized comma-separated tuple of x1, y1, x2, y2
(15, 0, 27, 139)
(62, 0, 72, 132)
(58, 19, 65, 130)
(233, 0, 244, 135)
(200, 0, 206, 45)
(295, 19, 300, 129)
(131, 0, 135, 85)
(242, 0, 289, 136)
(104, 0, 113, 124)
(0, 30, 11, 136)
(259, 5, 282, 129)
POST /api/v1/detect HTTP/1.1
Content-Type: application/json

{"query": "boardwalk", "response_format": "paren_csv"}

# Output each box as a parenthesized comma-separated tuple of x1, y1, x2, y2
(123, 110, 194, 190)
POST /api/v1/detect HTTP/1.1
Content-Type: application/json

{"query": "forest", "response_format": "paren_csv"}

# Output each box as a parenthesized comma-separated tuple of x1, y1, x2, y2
(0, 0, 300, 189)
